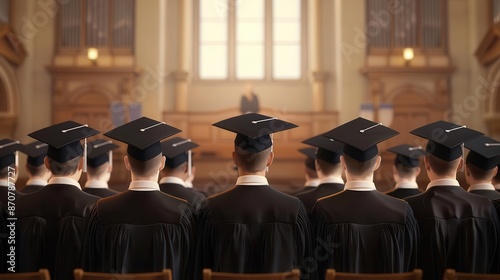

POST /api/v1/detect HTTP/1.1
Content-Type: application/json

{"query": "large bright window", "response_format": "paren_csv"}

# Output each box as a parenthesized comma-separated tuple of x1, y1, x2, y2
(195, 0, 306, 81)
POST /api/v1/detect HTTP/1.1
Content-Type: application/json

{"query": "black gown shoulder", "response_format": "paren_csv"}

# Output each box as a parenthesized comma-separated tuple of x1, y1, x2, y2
(296, 183, 344, 213)
(83, 187, 119, 198)
(469, 189, 500, 201)
(385, 188, 422, 199)
(311, 190, 418, 279)
(197, 185, 311, 276)
(16, 184, 99, 280)
(81, 190, 195, 280)
(405, 186, 500, 280)
(159, 183, 206, 211)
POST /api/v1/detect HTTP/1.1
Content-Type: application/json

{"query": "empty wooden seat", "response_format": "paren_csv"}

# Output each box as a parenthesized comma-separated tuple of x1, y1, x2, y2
(443, 269, 500, 280)
(0, 269, 50, 280)
(325, 269, 423, 280)
(202, 268, 300, 280)
(73, 268, 172, 280)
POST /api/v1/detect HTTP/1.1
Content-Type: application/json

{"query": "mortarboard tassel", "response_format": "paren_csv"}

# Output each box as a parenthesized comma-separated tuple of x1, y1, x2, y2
(83, 138, 87, 173)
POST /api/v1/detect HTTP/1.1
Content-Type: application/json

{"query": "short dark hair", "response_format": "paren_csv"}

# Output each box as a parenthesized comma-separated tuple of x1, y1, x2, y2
(87, 162, 109, 178)
(316, 159, 342, 176)
(161, 161, 186, 176)
(394, 162, 419, 179)
(467, 163, 496, 181)
(47, 156, 81, 176)
(128, 153, 163, 177)
(26, 164, 49, 177)
(343, 154, 378, 177)
(427, 154, 460, 177)
(234, 145, 271, 173)
(493, 166, 500, 183)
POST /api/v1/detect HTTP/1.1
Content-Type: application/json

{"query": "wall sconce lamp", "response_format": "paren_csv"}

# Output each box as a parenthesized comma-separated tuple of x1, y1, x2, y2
(403, 47, 414, 66)
(87, 47, 99, 65)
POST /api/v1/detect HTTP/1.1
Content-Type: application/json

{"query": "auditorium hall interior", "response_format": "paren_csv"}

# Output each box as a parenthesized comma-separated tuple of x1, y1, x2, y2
(0, 0, 499, 194)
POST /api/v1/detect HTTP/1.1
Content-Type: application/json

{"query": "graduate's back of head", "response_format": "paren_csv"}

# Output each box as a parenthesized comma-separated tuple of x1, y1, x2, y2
(47, 156, 81, 176)
(494, 165, 500, 184)
(426, 153, 460, 177)
(233, 145, 272, 173)
(316, 158, 342, 177)
(342, 154, 378, 177)
(394, 161, 420, 179)
(26, 162, 50, 178)
(466, 162, 496, 182)
(127, 153, 163, 177)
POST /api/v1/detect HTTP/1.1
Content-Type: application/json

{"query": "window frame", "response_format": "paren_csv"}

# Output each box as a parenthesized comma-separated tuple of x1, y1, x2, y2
(365, 0, 448, 55)
(193, 0, 308, 83)
(55, 0, 135, 56)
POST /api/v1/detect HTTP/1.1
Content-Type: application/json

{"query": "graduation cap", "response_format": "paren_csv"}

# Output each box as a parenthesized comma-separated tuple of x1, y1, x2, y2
(464, 136, 500, 170)
(410, 121, 483, 161)
(28, 121, 100, 173)
(322, 117, 399, 162)
(22, 141, 48, 167)
(212, 113, 298, 153)
(104, 117, 181, 161)
(302, 135, 343, 164)
(387, 144, 425, 168)
(0, 139, 22, 169)
(298, 148, 317, 171)
(87, 139, 119, 168)
(161, 137, 199, 171)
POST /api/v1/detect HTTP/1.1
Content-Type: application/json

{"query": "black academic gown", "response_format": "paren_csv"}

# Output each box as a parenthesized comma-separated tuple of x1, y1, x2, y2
(0, 184, 24, 208)
(159, 179, 206, 212)
(311, 186, 418, 280)
(19, 179, 47, 194)
(405, 185, 500, 280)
(197, 184, 311, 277)
(292, 186, 316, 196)
(20, 184, 44, 194)
(385, 188, 422, 199)
(17, 183, 99, 280)
(0, 201, 6, 273)
(83, 187, 119, 198)
(296, 181, 344, 213)
(81, 188, 195, 280)
(468, 184, 500, 201)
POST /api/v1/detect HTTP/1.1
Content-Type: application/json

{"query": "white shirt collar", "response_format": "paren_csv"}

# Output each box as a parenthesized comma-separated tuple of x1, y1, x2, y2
(426, 179, 460, 190)
(159, 176, 186, 187)
(0, 180, 10, 187)
(468, 183, 496, 192)
(305, 179, 320, 187)
(184, 181, 193, 188)
(395, 181, 419, 189)
(319, 176, 344, 185)
(26, 178, 48, 186)
(48, 177, 81, 190)
(84, 180, 109, 189)
(236, 175, 269, 186)
(129, 180, 160, 191)
(344, 181, 376, 191)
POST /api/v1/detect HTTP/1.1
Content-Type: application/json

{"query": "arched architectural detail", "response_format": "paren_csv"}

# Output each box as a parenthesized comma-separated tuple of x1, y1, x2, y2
(0, 57, 20, 137)
(483, 58, 500, 138)
(385, 84, 434, 105)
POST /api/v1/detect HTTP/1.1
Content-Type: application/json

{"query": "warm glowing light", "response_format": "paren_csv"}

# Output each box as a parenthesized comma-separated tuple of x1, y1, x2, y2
(403, 48, 414, 61)
(87, 48, 99, 62)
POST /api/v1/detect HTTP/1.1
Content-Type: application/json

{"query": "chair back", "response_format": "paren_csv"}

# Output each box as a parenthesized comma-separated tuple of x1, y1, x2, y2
(73, 268, 172, 280)
(0, 269, 51, 280)
(443, 269, 500, 280)
(202, 268, 300, 280)
(325, 269, 423, 280)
